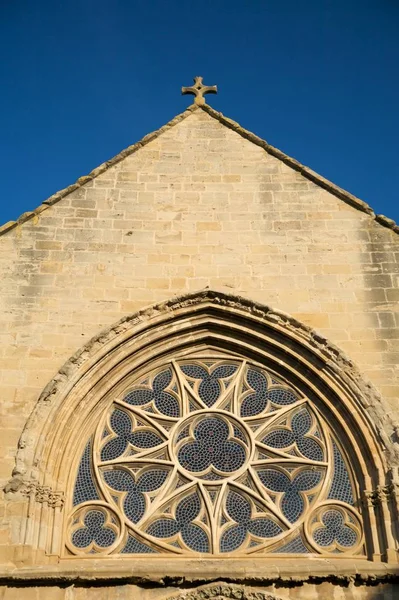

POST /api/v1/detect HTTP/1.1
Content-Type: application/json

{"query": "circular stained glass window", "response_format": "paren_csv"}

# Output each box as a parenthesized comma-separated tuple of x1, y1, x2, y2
(67, 357, 364, 556)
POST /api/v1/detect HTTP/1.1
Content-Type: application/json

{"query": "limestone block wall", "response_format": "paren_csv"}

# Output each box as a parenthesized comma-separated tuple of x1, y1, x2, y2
(0, 106, 397, 578)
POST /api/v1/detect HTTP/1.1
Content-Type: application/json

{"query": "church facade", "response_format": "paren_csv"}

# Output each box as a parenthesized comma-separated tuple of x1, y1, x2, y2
(0, 79, 398, 599)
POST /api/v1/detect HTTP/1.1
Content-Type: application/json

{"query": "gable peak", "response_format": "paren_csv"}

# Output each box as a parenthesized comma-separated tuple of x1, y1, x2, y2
(0, 99, 398, 238)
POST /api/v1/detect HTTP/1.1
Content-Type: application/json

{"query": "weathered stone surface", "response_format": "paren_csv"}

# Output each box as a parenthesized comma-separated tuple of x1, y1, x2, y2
(0, 102, 398, 598)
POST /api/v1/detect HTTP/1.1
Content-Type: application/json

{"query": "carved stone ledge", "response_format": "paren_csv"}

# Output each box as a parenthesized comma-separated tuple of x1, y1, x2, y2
(377, 485, 394, 505)
(4, 476, 64, 509)
(1, 558, 399, 585)
(362, 490, 379, 508)
(21, 482, 65, 508)
(362, 487, 393, 507)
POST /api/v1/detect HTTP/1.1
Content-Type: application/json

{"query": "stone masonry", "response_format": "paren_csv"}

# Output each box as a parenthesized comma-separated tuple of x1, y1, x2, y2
(0, 102, 398, 598)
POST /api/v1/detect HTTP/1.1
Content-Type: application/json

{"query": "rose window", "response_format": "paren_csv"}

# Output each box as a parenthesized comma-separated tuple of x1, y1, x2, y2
(67, 357, 364, 556)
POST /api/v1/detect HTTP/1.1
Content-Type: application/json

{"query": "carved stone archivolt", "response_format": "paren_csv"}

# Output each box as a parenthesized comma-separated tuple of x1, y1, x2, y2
(5, 291, 399, 565)
(13, 290, 399, 479)
(165, 583, 282, 600)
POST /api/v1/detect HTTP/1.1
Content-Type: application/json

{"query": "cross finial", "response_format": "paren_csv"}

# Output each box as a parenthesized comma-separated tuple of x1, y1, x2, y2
(181, 76, 217, 106)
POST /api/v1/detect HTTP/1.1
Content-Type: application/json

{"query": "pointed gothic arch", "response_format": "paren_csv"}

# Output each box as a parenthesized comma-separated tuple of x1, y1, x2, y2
(6, 291, 399, 569)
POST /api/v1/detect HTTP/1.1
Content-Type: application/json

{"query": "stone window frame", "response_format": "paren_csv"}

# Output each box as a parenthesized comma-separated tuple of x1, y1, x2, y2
(67, 354, 364, 557)
(4, 291, 399, 582)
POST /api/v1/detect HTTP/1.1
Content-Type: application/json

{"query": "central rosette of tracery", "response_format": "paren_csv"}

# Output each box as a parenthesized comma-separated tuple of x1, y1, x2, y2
(173, 412, 251, 480)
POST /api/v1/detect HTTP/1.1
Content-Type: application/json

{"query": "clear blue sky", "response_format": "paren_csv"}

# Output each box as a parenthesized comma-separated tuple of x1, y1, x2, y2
(1, 0, 398, 225)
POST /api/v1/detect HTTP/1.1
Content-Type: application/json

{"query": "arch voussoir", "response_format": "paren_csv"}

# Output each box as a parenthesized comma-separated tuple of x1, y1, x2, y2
(5, 290, 399, 565)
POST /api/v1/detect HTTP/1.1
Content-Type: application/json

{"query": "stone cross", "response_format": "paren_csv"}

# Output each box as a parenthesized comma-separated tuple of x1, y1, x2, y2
(181, 76, 217, 106)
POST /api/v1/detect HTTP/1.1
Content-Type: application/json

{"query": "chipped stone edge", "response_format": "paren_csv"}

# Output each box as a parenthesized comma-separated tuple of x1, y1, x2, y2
(0, 103, 398, 238)
(0, 566, 399, 586)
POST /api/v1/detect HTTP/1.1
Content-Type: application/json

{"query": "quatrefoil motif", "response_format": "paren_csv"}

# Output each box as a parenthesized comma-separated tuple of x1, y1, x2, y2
(124, 369, 180, 417)
(180, 364, 237, 406)
(262, 408, 323, 461)
(101, 409, 163, 461)
(313, 509, 358, 548)
(258, 469, 322, 523)
(241, 370, 298, 417)
(147, 493, 209, 552)
(178, 417, 246, 474)
(220, 491, 282, 552)
(103, 468, 168, 523)
(72, 509, 116, 549)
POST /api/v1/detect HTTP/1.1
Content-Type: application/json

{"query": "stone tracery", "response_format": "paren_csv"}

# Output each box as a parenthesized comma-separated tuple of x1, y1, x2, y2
(67, 357, 364, 556)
